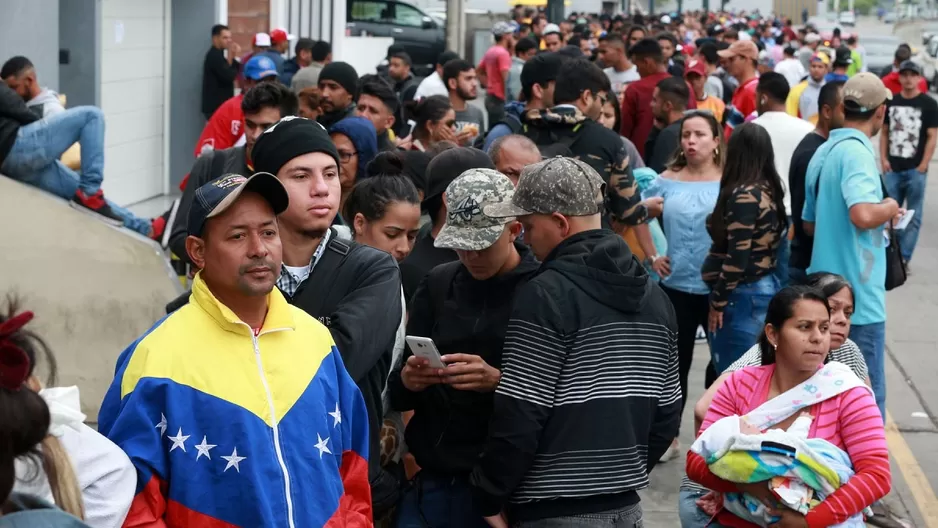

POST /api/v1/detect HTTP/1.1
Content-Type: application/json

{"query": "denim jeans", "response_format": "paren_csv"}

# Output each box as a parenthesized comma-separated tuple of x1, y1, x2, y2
(774, 225, 791, 287)
(678, 488, 711, 528)
(1, 107, 150, 236)
(849, 322, 886, 419)
(394, 472, 489, 528)
(710, 274, 780, 374)
(515, 503, 643, 528)
(885, 168, 926, 262)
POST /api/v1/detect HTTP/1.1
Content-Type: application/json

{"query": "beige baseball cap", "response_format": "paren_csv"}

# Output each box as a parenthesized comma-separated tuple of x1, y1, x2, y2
(842, 72, 893, 112)
(717, 40, 759, 61)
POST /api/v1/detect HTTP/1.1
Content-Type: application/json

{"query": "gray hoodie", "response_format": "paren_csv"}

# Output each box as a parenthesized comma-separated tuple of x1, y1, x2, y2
(26, 89, 65, 118)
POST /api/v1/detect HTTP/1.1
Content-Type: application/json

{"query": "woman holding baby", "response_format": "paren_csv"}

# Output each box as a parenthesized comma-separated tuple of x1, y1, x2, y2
(686, 285, 891, 527)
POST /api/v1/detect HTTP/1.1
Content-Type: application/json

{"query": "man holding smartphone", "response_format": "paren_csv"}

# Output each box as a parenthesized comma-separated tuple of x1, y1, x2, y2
(387, 168, 539, 528)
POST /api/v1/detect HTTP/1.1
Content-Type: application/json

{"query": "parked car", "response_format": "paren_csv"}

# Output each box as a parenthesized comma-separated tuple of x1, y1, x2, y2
(884, 11, 897, 23)
(863, 35, 902, 76)
(346, 0, 445, 75)
(838, 10, 856, 26)
(917, 35, 938, 90)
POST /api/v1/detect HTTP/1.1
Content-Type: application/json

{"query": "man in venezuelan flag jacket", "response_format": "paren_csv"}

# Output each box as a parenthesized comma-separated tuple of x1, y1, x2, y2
(98, 172, 373, 527)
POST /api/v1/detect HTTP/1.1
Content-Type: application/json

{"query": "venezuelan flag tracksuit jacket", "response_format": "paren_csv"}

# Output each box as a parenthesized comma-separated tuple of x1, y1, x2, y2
(97, 274, 373, 527)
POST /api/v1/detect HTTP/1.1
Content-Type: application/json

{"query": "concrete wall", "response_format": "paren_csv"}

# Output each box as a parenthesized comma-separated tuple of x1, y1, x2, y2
(0, 0, 60, 90)
(59, 0, 100, 108)
(0, 177, 181, 421)
(170, 0, 220, 188)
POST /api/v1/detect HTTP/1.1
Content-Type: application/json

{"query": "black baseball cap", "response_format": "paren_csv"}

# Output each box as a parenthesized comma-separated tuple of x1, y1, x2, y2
(899, 60, 922, 75)
(187, 173, 289, 238)
(520, 52, 566, 95)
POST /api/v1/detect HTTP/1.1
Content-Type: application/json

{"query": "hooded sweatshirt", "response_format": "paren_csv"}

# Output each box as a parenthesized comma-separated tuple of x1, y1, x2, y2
(469, 230, 682, 522)
(522, 106, 647, 226)
(329, 116, 378, 184)
(26, 88, 65, 118)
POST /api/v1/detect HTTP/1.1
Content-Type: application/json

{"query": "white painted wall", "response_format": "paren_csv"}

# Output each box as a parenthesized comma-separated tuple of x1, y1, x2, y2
(100, 0, 167, 206)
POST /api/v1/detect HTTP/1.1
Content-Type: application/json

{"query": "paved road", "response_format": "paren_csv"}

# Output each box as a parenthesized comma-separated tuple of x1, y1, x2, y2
(639, 16, 938, 528)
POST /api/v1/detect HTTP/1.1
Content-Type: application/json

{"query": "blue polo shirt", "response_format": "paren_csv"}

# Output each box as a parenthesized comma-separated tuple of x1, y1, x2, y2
(802, 128, 886, 325)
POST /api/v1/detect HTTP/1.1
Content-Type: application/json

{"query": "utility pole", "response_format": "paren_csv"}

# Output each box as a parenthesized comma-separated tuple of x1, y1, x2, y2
(546, 0, 564, 24)
(445, 0, 464, 56)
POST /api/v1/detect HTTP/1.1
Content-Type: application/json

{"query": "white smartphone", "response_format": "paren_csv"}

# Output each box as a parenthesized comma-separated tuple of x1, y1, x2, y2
(895, 209, 915, 230)
(405, 336, 446, 369)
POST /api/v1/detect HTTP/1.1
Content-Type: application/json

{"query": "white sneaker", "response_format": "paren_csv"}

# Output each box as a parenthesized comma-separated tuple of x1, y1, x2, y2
(659, 440, 681, 463)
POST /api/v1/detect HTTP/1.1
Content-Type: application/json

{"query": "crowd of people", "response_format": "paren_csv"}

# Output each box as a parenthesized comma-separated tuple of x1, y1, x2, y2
(0, 6, 928, 528)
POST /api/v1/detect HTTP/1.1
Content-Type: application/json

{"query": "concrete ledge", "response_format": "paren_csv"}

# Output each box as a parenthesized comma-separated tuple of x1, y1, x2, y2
(0, 176, 181, 421)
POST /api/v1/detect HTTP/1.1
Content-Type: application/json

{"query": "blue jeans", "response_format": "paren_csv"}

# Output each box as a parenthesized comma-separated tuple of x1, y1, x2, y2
(679, 488, 711, 528)
(849, 322, 886, 419)
(710, 275, 780, 374)
(885, 168, 926, 262)
(775, 226, 791, 287)
(515, 503, 643, 527)
(394, 472, 489, 528)
(1, 107, 150, 235)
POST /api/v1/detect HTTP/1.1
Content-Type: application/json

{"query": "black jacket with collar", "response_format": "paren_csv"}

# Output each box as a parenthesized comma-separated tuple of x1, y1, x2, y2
(0, 83, 39, 165)
(283, 229, 403, 514)
(168, 146, 250, 263)
(387, 242, 539, 475)
(469, 230, 681, 522)
(317, 103, 358, 129)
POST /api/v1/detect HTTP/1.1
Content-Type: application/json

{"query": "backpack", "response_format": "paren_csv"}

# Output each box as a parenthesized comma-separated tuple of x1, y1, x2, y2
(523, 122, 583, 159)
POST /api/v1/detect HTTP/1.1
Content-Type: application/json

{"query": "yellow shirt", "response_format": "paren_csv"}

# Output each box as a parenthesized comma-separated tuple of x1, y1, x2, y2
(697, 95, 725, 123)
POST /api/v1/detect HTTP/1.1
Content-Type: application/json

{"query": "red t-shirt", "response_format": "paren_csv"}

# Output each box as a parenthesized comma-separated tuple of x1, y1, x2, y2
(619, 72, 698, 158)
(195, 94, 244, 157)
(479, 46, 512, 101)
(724, 76, 759, 138)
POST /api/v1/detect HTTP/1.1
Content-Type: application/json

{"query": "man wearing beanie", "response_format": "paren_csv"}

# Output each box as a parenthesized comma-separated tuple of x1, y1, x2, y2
(251, 116, 405, 517)
(399, 147, 496, 304)
(318, 61, 360, 128)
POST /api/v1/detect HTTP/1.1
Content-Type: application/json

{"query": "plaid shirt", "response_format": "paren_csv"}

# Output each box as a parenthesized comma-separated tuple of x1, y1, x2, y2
(277, 230, 331, 297)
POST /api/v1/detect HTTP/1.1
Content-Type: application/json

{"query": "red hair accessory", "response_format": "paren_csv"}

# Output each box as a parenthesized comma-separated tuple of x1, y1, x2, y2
(0, 311, 34, 391)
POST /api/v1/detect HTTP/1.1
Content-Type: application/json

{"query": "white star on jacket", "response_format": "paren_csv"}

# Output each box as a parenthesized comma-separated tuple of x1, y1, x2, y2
(221, 447, 246, 473)
(314, 433, 332, 458)
(329, 403, 342, 428)
(168, 427, 190, 452)
(195, 436, 217, 461)
(155, 413, 168, 436)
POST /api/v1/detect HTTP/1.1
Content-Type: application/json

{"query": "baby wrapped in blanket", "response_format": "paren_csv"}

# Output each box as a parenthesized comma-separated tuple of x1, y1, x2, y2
(690, 362, 873, 527)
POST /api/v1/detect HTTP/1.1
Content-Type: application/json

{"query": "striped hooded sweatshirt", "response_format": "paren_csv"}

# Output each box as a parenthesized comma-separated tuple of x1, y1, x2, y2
(98, 273, 372, 527)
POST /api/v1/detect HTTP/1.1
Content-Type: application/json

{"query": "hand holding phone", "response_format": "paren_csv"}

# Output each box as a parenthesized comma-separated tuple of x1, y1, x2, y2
(401, 336, 446, 392)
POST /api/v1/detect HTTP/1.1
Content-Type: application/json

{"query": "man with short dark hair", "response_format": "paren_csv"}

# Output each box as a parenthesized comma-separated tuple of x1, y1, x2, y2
(470, 157, 681, 527)
(318, 61, 359, 128)
(444, 59, 485, 145)
(389, 51, 419, 104)
(657, 32, 684, 77)
(620, 39, 677, 158)
(697, 42, 730, 103)
(202, 23, 240, 119)
(524, 57, 655, 228)
(598, 33, 639, 97)
(483, 52, 564, 152)
(415, 50, 460, 101)
(282, 37, 315, 88)
(882, 46, 928, 94)
(542, 24, 563, 52)
(1, 56, 64, 117)
(291, 40, 332, 92)
(196, 55, 280, 156)
(803, 72, 900, 421)
(789, 80, 844, 282)
(169, 83, 299, 261)
(880, 60, 938, 266)
(358, 75, 399, 151)
(100, 172, 373, 527)
(647, 76, 689, 173)
(507, 37, 538, 102)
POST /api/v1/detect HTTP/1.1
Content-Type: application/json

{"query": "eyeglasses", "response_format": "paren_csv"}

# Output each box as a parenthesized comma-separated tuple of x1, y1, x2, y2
(337, 150, 358, 163)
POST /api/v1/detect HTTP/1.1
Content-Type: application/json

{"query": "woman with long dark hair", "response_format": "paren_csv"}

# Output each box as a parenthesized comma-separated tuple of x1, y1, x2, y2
(644, 110, 725, 463)
(403, 95, 458, 152)
(702, 122, 785, 374)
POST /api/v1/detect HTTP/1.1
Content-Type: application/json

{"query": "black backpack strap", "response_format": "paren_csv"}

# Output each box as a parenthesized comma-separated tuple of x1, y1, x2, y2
(314, 228, 352, 276)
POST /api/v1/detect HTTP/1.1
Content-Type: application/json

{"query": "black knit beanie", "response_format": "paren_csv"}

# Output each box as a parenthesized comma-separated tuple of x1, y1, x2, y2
(319, 62, 360, 100)
(251, 116, 340, 176)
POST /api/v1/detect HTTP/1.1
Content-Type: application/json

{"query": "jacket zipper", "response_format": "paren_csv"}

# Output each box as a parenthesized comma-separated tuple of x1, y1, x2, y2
(247, 326, 295, 528)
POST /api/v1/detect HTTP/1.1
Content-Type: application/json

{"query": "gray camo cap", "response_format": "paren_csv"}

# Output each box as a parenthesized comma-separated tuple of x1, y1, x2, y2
(484, 157, 604, 218)
(435, 168, 516, 251)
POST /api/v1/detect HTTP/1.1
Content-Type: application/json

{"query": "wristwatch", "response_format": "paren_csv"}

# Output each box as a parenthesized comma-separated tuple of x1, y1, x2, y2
(644, 254, 661, 267)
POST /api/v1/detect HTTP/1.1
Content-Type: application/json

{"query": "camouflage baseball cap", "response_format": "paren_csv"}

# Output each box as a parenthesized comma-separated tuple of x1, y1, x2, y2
(435, 168, 516, 251)
(484, 157, 604, 218)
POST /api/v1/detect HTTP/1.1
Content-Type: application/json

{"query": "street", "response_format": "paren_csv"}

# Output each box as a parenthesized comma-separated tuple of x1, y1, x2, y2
(638, 17, 938, 527)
